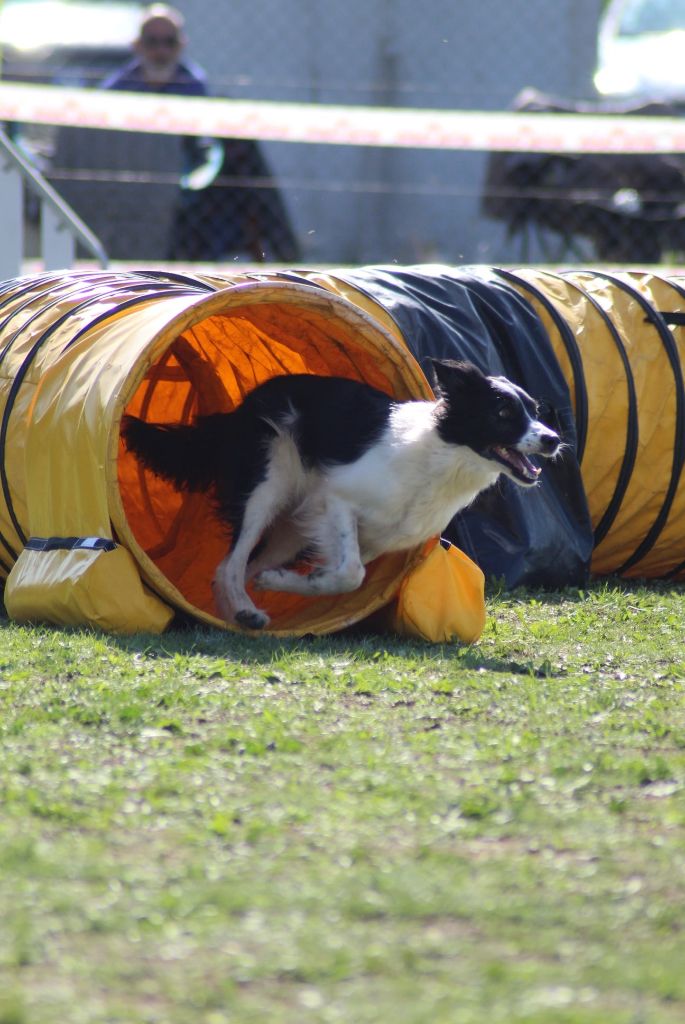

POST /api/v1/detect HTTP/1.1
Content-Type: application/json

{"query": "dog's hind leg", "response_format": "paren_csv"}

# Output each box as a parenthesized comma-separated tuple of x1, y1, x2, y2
(245, 516, 310, 582)
(254, 497, 365, 597)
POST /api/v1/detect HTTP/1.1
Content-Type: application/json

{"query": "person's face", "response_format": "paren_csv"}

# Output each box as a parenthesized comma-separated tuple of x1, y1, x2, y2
(136, 17, 183, 79)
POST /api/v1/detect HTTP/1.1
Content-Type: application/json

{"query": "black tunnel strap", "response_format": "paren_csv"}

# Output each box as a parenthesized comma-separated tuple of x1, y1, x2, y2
(25, 536, 117, 553)
(658, 311, 685, 326)
(558, 272, 639, 549)
(654, 275, 685, 580)
(132, 269, 217, 290)
(593, 272, 685, 575)
(494, 268, 589, 462)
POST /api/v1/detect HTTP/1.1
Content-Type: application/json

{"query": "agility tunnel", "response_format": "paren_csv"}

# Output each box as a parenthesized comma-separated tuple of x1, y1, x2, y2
(0, 267, 477, 639)
(1, 264, 684, 640)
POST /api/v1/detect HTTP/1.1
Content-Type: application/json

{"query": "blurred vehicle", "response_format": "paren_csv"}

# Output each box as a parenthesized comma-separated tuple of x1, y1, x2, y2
(0, 0, 142, 87)
(481, 87, 685, 263)
(0, 0, 142, 172)
(595, 0, 685, 102)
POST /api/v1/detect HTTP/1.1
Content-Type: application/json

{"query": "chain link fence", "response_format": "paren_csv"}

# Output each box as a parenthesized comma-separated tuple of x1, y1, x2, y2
(4, 0, 684, 266)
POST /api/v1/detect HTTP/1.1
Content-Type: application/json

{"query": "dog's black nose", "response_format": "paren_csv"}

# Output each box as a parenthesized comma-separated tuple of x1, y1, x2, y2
(540, 431, 561, 454)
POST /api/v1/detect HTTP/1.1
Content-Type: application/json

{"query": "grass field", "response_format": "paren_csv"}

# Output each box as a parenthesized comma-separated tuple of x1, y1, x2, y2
(1, 582, 684, 1024)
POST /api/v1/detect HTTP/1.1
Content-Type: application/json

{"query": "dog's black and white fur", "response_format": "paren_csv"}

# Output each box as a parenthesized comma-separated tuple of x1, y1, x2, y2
(122, 359, 561, 630)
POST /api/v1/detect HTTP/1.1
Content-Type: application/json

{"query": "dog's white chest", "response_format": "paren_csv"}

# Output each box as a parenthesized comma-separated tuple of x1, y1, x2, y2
(327, 404, 499, 561)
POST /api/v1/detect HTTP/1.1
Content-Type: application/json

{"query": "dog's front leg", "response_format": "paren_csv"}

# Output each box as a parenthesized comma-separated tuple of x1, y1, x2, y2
(214, 548, 270, 631)
(213, 472, 294, 630)
(254, 498, 365, 596)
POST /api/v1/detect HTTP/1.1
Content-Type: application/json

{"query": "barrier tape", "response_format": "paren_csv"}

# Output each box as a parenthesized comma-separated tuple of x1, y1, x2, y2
(2, 81, 685, 154)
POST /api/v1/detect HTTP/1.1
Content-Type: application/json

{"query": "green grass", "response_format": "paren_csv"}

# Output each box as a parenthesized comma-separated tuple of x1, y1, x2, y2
(1, 581, 685, 1023)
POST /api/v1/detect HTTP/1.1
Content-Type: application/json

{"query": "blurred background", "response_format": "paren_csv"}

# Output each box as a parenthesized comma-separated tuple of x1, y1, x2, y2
(3, 0, 685, 267)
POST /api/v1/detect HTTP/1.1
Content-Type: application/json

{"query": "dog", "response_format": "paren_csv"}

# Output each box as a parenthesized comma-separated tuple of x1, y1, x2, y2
(121, 359, 561, 630)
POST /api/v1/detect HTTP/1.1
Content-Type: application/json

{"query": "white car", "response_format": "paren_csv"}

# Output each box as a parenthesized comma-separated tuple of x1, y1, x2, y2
(595, 0, 685, 102)
(0, 0, 142, 87)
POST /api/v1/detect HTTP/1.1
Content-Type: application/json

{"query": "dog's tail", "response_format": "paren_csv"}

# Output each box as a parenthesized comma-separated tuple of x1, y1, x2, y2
(121, 413, 231, 492)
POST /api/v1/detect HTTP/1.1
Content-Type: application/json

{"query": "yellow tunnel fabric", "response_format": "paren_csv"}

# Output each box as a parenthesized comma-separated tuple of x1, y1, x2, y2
(501, 269, 685, 579)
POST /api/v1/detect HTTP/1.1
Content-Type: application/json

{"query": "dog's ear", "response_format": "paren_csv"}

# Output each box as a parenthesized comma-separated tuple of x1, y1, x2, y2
(429, 358, 486, 396)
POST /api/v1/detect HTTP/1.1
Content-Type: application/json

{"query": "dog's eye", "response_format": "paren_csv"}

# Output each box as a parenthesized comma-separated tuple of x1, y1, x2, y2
(497, 401, 515, 419)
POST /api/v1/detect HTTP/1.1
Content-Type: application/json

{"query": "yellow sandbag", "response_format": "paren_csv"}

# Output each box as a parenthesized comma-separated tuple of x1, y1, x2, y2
(6, 545, 172, 633)
(369, 541, 486, 644)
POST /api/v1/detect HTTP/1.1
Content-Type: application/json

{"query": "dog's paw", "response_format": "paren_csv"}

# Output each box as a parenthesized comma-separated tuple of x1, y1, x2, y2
(234, 608, 270, 631)
(253, 569, 286, 591)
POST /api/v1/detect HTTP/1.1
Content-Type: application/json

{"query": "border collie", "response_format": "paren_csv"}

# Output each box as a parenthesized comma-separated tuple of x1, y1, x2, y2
(122, 359, 561, 630)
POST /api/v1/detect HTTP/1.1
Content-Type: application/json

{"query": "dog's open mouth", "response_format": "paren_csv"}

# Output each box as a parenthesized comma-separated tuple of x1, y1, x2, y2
(488, 445, 541, 484)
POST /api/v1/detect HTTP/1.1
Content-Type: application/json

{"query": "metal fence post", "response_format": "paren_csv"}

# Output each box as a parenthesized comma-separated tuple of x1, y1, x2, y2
(0, 128, 107, 274)
(41, 203, 76, 270)
(0, 154, 23, 280)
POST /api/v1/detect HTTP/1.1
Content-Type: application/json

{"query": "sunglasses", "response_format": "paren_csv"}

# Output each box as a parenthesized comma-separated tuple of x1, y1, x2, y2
(141, 34, 179, 48)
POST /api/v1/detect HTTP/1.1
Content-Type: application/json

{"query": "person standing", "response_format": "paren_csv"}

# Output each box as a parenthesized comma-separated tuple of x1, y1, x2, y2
(100, 3, 300, 263)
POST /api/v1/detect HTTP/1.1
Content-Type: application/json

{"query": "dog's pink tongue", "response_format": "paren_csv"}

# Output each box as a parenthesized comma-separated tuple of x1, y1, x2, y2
(494, 446, 540, 480)
(516, 454, 541, 480)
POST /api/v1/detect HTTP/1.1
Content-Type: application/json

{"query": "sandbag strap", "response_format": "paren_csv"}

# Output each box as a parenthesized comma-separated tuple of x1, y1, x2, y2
(25, 536, 117, 552)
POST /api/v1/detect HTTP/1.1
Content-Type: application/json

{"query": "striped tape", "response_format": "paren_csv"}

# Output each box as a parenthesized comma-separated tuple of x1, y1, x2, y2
(25, 535, 116, 552)
(2, 81, 685, 154)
